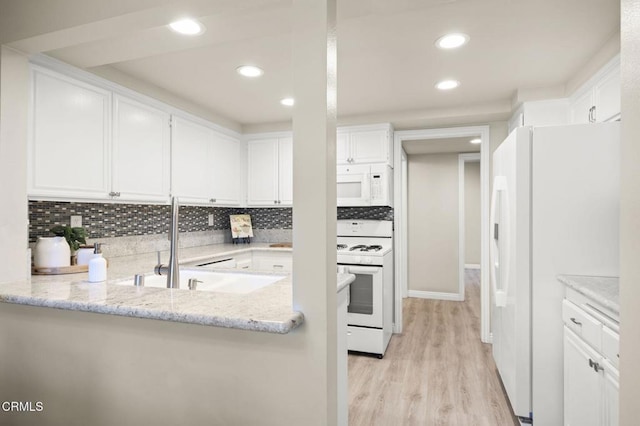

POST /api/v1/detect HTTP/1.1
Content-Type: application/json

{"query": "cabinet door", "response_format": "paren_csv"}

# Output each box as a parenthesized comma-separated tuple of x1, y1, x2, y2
(247, 139, 279, 206)
(171, 116, 213, 204)
(30, 68, 110, 199)
(210, 132, 241, 205)
(112, 95, 170, 202)
(602, 359, 619, 426)
(349, 128, 389, 164)
(570, 90, 594, 124)
(336, 131, 350, 164)
(564, 327, 602, 426)
(278, 137, 293, 205)
(594, 68, 621, 123)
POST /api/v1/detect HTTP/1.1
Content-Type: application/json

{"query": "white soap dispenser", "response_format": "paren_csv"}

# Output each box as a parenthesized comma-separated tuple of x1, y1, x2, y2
(88, 243, 107, 283)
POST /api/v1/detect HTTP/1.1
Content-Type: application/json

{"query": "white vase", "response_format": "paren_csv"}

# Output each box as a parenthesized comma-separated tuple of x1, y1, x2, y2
(33, 236, 71, 268)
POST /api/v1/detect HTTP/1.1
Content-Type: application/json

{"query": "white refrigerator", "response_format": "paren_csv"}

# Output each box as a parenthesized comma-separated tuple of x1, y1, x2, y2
(490, 122, 620, 425)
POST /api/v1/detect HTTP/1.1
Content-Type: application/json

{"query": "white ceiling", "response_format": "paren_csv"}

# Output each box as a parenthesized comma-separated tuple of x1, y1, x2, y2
(2, 0, 620, 130)
(403, 136, 481, 155)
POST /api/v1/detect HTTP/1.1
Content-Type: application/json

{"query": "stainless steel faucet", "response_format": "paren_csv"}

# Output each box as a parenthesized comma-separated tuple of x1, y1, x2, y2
(154, 196, 180, 288)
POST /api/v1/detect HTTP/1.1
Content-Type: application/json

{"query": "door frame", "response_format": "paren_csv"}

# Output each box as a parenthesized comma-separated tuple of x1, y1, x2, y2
(458, 153, 482, 301)
(393, 126, 491, 344)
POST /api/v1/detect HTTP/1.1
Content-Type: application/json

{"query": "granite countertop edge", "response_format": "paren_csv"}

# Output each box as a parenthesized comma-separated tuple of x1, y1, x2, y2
(0, 243, 308, 334)
(557, 274, 620, 315)
(0, 292, 305, 334)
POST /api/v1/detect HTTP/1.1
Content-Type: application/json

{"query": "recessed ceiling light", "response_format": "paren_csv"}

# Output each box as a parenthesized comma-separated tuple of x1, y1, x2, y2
(435, 79, 460, 90)
(435, 33, 470, 50)
(168, 18, 205, 36)
(470, 138, 482, 144)
(236, 65, 264, 78)
(280, 98, 295, 106)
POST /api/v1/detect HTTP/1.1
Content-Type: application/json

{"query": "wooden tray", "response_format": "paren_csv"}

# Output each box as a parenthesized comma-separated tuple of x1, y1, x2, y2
(32, 264, 89, 275)
(269, 242, 292, 248)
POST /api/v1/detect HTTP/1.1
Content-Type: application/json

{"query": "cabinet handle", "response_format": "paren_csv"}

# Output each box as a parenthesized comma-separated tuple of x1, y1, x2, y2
(570, 317, 582, 326)
(274, 200, 278, 204)
(592, 105, 597, 122)
(210, 198, 216, 203)
(109, 191, 121, 197)
(588, 358, 604, 372)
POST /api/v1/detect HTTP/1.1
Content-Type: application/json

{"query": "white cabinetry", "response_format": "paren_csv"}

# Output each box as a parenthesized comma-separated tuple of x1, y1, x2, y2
(337, 282, 349, 426)
(171, 116, 241, 206)
(112, 94, 170, 202)
(507, 99, 569, 133)
(570, 56, 620, 124)
(246, 135, 292, 206)
(337, 123, 393, 167)
(29, 66, 111, 200)
(562, 288, 619, 426)
(252, 251, 292, 273)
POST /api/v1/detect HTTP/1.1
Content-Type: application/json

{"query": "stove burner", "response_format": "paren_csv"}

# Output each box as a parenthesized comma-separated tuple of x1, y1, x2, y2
(349, 245, 367, 251)
(367, 245, 383, 252)
(337, 244, 348, 251)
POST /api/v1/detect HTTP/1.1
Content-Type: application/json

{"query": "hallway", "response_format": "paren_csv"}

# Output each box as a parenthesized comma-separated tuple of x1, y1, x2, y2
(348, 269, 518, 425)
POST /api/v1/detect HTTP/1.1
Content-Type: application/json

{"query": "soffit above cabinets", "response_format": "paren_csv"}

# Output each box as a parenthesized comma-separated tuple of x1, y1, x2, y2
(3, 0, 620, 127)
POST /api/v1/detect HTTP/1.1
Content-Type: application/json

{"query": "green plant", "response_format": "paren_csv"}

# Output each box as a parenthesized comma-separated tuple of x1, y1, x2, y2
(50, 225, 88, 251)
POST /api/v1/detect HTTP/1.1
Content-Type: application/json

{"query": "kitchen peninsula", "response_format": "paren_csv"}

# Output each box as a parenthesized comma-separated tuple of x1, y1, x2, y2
(0, 244, 353, 425)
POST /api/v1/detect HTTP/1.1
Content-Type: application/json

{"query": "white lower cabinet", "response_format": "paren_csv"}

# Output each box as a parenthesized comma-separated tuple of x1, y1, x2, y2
(564, 327, 603, 426)
(562, 293, 619, 426)
(252, 251, 292, 273)
(337, 283, 349, 426)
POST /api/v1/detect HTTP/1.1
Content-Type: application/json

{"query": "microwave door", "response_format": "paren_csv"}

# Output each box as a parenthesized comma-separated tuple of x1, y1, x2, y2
(337, 173, 370, 207)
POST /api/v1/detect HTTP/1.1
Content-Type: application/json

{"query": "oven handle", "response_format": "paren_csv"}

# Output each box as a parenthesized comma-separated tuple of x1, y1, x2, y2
(345, 265, 381, 275)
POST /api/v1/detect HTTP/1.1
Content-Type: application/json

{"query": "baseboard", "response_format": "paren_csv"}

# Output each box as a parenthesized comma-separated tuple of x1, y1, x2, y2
(408, 290, 464, 301)
(464, 264, 481, 269)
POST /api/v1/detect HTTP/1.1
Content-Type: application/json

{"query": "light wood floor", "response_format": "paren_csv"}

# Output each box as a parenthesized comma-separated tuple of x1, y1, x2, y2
(348, 269, 518, 426)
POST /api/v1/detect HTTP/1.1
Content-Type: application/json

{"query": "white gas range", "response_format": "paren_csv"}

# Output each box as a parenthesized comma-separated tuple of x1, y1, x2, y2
(337, 220, 393, 358)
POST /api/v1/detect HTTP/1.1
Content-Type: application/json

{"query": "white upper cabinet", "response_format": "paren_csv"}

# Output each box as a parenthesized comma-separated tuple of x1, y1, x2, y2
(171, 116, 214, 204)
(277, 137, 293, 205)
(172, 116, 241, 206)
(112, 94, 170, 202)
(246, 135, 291, 206)
(210, 131, 241, 205)
(570, 56, 620, 124)
(337, 123, 393, 167)
(29, 66, 111, 199)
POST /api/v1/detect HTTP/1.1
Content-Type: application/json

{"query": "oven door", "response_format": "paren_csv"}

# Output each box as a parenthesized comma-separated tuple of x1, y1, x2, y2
(344, 265, 383, 328)
(337, 165, 370, 207)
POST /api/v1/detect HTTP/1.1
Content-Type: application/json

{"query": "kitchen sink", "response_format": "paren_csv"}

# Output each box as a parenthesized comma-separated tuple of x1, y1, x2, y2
(116, 270, 286, 294)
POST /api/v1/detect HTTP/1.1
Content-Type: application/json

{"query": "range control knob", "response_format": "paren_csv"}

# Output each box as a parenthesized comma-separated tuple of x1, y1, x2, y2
(354, 256, 362, 264)
(362, 257, 373, 265)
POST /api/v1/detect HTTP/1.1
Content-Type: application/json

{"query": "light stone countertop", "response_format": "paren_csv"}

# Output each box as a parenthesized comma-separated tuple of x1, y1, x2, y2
(557, 274, 620, 314)
(0, 243, 352, 334)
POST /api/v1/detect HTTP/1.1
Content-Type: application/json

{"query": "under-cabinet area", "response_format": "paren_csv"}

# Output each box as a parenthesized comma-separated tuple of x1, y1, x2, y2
(559, 276, 620, 426)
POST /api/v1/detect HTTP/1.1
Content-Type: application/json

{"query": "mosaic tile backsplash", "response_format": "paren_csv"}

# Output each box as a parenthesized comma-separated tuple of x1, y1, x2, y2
(28, 201, 393, 242)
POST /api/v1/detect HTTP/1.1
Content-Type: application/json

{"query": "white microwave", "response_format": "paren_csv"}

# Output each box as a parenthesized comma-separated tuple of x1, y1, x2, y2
(337, 164, 393, 207)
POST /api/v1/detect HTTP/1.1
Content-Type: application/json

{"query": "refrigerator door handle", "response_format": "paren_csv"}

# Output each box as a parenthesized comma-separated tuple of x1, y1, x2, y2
(490, 176, 509, 307)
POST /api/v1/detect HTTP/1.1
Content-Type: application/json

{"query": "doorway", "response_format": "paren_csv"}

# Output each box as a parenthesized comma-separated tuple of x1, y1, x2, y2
(393, 126, 491, 343)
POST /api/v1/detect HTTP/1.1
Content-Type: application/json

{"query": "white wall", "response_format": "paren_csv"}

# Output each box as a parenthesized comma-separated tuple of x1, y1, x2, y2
(619, 1, 640, 423)
(407, 153, 459, 294)
(0, 46, 29, 284)
(464, 161, 481, 265)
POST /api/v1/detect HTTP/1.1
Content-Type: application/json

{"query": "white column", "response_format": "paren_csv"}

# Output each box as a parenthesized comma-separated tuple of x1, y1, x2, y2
(0, 46, 29, 283)
(292, 0, 338, 425)
(619, 0, 640, 423)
